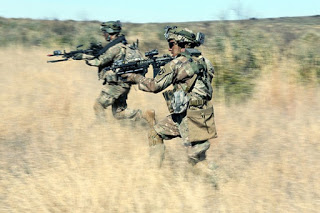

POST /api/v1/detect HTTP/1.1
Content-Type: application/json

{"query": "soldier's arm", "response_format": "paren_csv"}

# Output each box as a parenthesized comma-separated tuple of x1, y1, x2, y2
(204, 57, 214, 78)
(86, 45, 122, 67)
(122, 62, 176, 93)
(137, 61, 180, 93)
(122, 58, 195, 93)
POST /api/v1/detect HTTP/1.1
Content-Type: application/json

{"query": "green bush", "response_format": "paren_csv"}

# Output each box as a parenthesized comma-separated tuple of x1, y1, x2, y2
(211, 23, 269, 104)
(293, 33, 320, 83)
(0, 16, 319, 100)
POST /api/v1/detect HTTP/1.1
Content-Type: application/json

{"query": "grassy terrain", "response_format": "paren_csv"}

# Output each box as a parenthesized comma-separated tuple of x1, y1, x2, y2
(1, 16, 319, 102)
(0, 16, 320, 212)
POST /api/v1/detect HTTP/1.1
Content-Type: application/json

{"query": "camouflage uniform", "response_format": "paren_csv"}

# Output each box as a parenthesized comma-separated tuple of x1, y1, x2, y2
(124, 27, 217, 167)
(84, 21, 142, 121)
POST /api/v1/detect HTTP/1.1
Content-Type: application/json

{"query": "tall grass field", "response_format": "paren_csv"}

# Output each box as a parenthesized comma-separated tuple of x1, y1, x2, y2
(0, 16, 320, 212)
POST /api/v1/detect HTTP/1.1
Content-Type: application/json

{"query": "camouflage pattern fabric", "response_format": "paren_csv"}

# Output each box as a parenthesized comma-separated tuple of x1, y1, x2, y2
(137, 54, 212, 100)
(136, 53, 217, 144)
(187, 141, 210, 165)
(86, 42, 126, 68)
(86, 38, 141, 120)
(97, 83, 140, 119)
(154, 112, 188, 142)
(131, 50, 218, 164)
(165, 27, 197, 44)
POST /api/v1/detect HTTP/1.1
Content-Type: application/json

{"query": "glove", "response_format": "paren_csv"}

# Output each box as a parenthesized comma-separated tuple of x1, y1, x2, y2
(121, 73, 142, 83)
(72, 53, 83, 60)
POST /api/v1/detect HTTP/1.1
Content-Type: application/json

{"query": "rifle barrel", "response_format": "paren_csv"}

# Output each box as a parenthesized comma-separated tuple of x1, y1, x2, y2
(47, 58, 69, 63)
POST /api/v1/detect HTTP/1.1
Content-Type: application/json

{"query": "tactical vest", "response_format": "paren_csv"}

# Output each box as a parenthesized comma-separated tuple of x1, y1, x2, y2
(163, 49, 211, 114)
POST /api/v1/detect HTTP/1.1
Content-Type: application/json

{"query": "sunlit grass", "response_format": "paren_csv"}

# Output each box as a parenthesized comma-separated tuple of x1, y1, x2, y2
(0, 46, 319, 212)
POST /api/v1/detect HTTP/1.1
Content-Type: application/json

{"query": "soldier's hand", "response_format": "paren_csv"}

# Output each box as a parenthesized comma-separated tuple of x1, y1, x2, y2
(121, 73, 138, 83)
(72, 53, 83, 60)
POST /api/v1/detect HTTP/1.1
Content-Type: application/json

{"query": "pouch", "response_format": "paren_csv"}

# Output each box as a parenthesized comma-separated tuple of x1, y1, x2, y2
(172, 90, 189, 114)
(186, 105, 217, 142)
(162, 90, 174, 113)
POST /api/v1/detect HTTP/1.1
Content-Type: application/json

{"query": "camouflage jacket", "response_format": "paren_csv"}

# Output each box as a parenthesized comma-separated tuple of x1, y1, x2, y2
(136, 52, 214, 105)
(85, 39, 129, 86)
(86, 41, 126, 68)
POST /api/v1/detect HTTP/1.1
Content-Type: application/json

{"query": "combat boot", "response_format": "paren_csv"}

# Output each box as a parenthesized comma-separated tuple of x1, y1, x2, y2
(142, 109, 156, 127)
(187, 141, 210, 166)
(113, 108, 141, 120)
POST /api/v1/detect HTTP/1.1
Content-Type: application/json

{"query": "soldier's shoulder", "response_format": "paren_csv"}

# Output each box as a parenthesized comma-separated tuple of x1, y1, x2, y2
(177, 54, 189, 60)
(109, 42, 125, 49)
(163, 57, 183, 71)
(103, 43, 123, 55)
(171, 55, 189, 65)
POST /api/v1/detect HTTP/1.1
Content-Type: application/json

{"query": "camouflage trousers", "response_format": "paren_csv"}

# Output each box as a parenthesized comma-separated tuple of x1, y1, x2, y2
(153, 112, 210, 164)
(94, 83, 141, 120)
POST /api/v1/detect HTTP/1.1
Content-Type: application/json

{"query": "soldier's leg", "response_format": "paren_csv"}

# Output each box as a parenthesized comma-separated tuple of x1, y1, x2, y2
(187, 140, 211, 166)
(112, 107, 142, 120)
(94, 83, 125, 121)
(111, 87, 141, 120)
(148, 127, 165, 168)
(94, 91, 115, 122)
(186, 141, 216, 186)
(149, 115, 181, 168)
(111, 88, 155, 124)
(129, 108, 156, 127)
(142, 109, 156, 127)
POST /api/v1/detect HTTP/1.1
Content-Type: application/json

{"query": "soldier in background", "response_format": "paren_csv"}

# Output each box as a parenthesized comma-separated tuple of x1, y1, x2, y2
(74, 21, 155, 124)
(122, 26, 217, 167)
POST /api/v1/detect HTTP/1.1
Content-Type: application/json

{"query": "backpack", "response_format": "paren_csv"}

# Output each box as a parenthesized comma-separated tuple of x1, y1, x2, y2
(123, 40, 144, 62)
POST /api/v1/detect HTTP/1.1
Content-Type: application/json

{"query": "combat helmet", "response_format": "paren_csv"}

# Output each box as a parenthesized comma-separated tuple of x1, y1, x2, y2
(100, 20, 122, 34)
(164, 26, 205, 47)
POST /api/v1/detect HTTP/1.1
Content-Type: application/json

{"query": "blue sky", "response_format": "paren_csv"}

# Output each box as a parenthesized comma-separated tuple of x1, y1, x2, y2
(1, 0, 319, 23)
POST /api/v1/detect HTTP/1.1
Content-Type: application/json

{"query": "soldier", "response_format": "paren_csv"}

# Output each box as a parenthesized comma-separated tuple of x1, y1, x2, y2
(74, 21, 155, 124)
(122, 26, 218, 167)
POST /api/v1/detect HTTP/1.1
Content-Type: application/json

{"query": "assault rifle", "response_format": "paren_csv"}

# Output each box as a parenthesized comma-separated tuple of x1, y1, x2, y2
(100, 49, 173, 84)
(144, 49, 173, 78)
(47, 43, 103, 63)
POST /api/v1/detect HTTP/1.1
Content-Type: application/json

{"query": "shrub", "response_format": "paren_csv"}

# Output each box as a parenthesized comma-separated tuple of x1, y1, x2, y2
(293, 33, 320, 83)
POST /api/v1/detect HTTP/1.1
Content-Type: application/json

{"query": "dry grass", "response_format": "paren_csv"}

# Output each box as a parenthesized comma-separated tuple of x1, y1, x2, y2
(0, 47, 319, 212)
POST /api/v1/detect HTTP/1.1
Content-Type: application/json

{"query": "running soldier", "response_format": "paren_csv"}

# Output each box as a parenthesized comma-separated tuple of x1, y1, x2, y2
(122, 26, 218, 167)
(74, 20, 155, 124)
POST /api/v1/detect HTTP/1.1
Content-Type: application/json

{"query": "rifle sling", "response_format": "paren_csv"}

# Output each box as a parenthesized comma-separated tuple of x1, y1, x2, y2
(96, 35, 127, 57)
